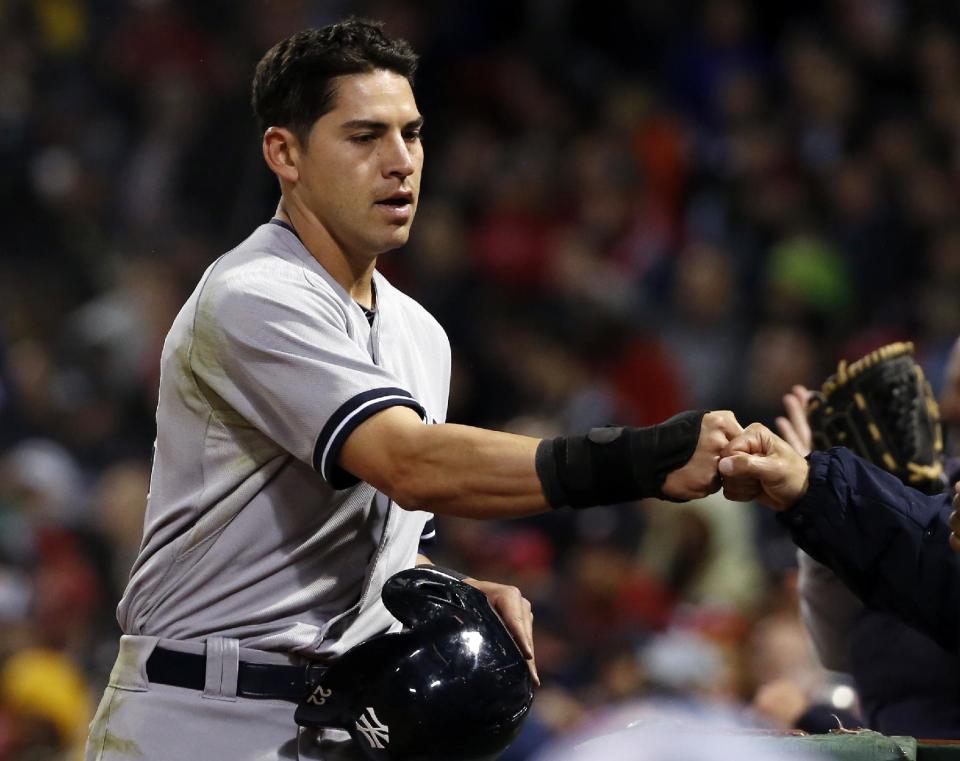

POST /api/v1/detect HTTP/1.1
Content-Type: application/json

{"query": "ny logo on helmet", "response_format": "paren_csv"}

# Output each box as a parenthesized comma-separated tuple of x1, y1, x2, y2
(355, 706, 390, 749)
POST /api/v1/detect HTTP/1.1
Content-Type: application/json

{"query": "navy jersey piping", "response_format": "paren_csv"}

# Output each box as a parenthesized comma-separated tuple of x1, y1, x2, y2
(417, 517, 437, 550)
(269, 217, 302, 241)
(314, 387, 425, 488)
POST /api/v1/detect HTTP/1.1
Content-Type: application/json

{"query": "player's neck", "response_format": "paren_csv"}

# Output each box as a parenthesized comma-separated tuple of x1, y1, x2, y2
(276, 203, 377, 309)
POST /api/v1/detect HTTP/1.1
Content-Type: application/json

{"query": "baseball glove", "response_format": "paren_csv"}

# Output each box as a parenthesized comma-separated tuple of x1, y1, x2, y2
(807, 341, 946, 495)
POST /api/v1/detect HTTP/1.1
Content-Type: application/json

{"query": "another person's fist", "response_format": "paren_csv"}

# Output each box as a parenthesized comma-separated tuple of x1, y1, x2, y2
(662, 410, 742, 501)
(718, 423, 810, 511)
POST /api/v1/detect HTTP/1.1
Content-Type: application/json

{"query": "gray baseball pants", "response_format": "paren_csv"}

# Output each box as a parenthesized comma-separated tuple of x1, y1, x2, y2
(85, 635, 359, 760)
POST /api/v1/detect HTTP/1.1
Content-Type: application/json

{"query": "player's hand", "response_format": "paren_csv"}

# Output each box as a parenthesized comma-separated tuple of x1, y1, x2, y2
(949, 483, 960, 553)
(718, 422, 811, 511)
(464, 578, 539, 687)
(662, 410, 742, 501)
(775, 384, 813, 457)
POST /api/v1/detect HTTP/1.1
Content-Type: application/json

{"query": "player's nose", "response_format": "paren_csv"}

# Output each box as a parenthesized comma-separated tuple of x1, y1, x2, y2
(380, 132, 416, 180)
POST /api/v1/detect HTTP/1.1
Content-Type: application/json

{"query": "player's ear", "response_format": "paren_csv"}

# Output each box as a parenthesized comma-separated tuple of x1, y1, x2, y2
(262, 126, 300, 183)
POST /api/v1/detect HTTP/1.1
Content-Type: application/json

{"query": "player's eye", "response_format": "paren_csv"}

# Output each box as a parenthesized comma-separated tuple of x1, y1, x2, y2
(403, 130, 422, 143)
(350, 133, 376, 144)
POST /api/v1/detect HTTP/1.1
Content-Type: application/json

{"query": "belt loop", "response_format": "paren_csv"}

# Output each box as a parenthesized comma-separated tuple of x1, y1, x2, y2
(202, 637, 239, 702)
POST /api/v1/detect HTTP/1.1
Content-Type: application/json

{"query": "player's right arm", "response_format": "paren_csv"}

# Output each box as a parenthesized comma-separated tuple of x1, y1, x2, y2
(338, 406, 742, 519)
(192, 260, 738, 519)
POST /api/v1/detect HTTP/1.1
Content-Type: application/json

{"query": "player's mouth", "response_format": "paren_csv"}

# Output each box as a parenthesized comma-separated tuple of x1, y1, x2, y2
(375, 191, 415, 223)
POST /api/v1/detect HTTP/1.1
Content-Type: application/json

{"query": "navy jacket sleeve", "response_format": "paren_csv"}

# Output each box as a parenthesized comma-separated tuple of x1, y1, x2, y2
(779, 447, 960, 653)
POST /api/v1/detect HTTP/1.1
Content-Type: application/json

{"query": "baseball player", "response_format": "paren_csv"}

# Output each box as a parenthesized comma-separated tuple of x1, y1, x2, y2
(85, 18, 740, 761)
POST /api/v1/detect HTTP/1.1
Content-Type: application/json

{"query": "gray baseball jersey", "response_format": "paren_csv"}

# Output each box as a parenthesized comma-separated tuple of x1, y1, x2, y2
(117, 219, 450, 658)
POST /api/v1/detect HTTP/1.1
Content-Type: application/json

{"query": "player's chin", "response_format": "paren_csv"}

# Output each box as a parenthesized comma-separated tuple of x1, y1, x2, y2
(381, 221, 414, 248)
(370, 231, 411, 257)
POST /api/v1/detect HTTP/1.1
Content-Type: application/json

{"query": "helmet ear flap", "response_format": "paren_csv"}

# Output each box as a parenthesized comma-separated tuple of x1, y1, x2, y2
(382, 567, 489, 628)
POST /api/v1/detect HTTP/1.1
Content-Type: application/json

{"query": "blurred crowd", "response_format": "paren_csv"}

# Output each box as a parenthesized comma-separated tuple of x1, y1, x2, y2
(3, 0, 960, 758)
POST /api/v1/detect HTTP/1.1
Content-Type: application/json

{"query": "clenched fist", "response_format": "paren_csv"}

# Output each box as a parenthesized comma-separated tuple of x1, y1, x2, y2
(718, 422, 811, 511)
(662, 410, 743, 501)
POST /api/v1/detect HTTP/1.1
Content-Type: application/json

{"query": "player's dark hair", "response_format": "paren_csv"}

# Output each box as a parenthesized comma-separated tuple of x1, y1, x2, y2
(251, 18, 418, 145)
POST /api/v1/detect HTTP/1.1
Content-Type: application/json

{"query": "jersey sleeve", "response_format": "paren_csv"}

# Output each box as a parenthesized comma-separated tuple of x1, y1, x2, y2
(417, 518, 437, 550)
(190, 264, 424, 488)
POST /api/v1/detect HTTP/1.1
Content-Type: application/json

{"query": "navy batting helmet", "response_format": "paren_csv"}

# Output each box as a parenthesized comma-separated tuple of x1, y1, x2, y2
(294, 566, 536, 760)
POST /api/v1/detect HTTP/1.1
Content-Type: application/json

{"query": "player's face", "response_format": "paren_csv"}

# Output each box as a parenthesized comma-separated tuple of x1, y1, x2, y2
(298, 70, 424, 259)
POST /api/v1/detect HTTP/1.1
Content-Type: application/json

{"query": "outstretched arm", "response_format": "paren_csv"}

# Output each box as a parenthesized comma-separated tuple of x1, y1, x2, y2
(720, 425, 960, 652)
(339, 407, 743, 518)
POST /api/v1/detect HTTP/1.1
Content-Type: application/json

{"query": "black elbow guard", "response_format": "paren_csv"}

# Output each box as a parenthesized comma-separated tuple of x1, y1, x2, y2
(535, 410, 706, 508)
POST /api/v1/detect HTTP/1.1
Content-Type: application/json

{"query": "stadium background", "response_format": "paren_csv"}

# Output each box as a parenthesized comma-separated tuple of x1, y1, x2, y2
(2, 0, 959, 757)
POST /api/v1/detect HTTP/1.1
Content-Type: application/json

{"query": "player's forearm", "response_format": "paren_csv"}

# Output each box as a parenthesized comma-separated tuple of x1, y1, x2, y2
(388, 415, 725, 517)
(340, 406, 732, 518)
(381, 422, 548, 519)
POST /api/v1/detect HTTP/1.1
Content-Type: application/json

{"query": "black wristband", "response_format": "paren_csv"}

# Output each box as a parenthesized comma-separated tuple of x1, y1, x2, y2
(535, 410, 706, 509)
